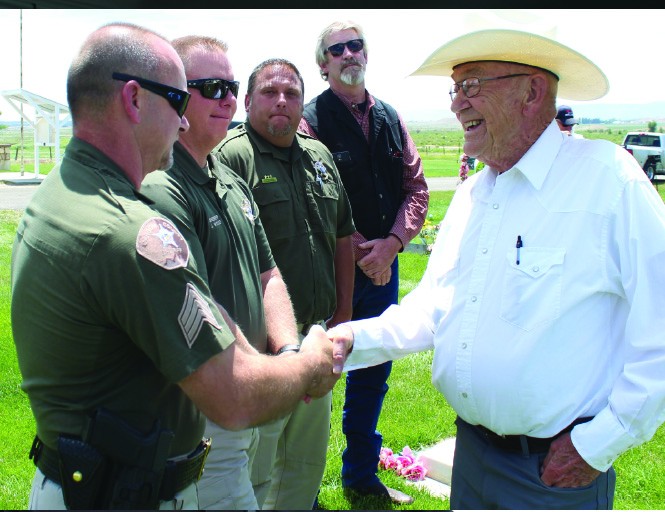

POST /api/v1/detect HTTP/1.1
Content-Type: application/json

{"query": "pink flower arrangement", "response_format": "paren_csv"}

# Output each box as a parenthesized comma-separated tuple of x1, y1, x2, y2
(459, 153, 470, 182)
(378, 445, 428, 481)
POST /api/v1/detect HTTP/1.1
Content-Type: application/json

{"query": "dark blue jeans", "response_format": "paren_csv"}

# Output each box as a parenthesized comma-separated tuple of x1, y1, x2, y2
(341, 258, 399, 489)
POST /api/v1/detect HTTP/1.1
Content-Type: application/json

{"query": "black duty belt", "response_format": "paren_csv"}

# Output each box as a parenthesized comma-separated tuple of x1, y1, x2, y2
(30, 436, 211, 501)
(461, 416, 593, 454)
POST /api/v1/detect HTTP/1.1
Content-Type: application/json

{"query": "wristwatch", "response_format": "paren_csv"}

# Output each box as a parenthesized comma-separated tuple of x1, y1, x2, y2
(274, 344, 300, 356)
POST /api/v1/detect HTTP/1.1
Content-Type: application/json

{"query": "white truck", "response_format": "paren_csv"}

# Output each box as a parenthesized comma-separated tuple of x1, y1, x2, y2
(621, 132, 665, 181)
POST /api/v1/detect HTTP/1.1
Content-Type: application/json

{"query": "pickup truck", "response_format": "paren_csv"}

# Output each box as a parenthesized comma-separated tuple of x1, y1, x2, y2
(621, 132, 665, 180)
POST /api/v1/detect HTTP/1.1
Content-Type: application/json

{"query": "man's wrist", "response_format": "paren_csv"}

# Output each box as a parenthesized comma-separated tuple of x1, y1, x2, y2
(387, 232, 404, 253)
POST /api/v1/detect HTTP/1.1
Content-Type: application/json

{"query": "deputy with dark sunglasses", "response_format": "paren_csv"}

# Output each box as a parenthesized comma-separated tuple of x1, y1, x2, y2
(299, 20, 428, 506)
(142, 35, 318, 510)
(187, 77, 240, 100)
(12, 23, 339, 510)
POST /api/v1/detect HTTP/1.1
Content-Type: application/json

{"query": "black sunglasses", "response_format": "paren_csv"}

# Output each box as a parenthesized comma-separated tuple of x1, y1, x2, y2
(326, 38, 364, 57)
(112, 72, 190, 118)
(187, 78, 240, 100)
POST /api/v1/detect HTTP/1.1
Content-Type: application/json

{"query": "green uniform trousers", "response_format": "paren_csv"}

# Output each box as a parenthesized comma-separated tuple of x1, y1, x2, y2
(198, 420, 259, 510)
(251, 390, 332, 510)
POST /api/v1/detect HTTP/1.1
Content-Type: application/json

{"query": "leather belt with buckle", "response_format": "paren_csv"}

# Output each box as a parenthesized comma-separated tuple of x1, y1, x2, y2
(459, 416, 593, 454)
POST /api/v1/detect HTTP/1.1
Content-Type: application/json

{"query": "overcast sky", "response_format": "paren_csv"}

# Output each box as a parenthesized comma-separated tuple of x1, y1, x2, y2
(0, 8, 663, 123)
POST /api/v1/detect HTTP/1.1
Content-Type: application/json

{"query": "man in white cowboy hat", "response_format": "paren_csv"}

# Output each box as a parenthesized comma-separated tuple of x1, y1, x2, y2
(327, 28, 665, 509)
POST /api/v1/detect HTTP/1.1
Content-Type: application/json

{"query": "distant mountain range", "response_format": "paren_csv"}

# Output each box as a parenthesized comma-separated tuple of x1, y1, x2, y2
(401, 102, 665, 127)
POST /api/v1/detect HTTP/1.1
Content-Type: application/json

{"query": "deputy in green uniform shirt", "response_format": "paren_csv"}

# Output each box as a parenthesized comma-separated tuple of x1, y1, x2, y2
(141, 35, 301, 510)
(217, 58, 355, 510)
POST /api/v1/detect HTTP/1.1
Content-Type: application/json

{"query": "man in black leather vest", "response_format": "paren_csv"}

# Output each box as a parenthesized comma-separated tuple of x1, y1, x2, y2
(299, 20, 429, 506)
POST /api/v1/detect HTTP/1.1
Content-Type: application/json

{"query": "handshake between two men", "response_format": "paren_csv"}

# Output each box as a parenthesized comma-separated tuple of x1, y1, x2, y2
(301, 324, 355, 389)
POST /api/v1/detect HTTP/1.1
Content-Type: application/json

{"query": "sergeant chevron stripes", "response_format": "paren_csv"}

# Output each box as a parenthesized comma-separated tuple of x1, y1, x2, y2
(179, 283, 222, 348)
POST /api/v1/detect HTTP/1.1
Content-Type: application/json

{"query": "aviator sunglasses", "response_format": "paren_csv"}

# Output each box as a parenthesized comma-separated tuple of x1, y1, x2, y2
(325, 38, 364, 57)
(187, 78, 240, 100)
(112, 72, 190, 118)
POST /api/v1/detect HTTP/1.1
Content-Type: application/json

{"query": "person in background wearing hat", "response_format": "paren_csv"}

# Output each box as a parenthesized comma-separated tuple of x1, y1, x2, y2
(328, 28, 665, 509)
(556, 104, 584, 138)
(298, 20, 429, 506)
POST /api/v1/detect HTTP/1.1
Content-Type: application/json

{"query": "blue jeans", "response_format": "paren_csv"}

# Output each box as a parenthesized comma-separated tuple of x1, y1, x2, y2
(341, 258, 398, 488)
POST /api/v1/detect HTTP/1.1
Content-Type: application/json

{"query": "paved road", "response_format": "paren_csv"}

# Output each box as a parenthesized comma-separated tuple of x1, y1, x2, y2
(0, 177, 461, 211)
(0, 184, 42, 210)
(426, 177, 459, 192)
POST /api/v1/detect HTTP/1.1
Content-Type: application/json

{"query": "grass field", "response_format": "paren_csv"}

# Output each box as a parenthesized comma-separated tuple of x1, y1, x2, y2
(2, 186, 665, 509)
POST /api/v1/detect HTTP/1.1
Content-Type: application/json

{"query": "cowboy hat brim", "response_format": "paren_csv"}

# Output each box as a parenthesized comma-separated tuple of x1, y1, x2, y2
(410, 29, 609, 101)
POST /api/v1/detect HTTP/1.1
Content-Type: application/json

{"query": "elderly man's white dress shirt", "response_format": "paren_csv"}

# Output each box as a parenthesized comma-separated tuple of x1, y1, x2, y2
(344, 121, 665, 472)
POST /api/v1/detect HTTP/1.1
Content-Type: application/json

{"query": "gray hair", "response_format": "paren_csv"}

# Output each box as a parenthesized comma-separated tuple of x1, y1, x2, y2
(315, 20, 367, 81)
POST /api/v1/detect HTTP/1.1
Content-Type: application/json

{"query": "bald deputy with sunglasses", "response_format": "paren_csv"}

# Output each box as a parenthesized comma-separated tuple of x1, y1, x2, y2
(11, 24, 339, 510)
(141, 36, 313, 510)
(298, 20, 428, 505)
(329, 28, 665, 509)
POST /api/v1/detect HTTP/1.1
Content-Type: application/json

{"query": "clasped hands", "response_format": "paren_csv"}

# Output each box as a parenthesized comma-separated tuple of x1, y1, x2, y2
(356, 236, 401, 286)
(296, 324, 354, 400)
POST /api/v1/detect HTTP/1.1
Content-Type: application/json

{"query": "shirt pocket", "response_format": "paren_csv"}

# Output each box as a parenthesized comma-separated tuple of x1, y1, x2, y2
(331, 150, 352, 169)
(251, 183, 295, 240)
(499, 247, 565, 331)
(306, 180, 340, 234)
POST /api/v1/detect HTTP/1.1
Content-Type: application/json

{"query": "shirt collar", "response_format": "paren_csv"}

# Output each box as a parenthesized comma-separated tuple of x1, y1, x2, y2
(245, 120, 300, 162)
(330, 87, 374, 112)
(68, 136, 132, 183)
(172, 141, 213, 185)
(509, 120, 563, 190)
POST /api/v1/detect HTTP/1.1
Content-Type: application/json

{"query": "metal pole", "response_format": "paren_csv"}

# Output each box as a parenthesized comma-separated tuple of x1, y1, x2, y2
(19, 9, 25, 177)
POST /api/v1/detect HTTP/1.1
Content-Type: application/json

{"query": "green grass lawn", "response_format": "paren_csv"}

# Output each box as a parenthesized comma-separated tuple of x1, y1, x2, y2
(2, 189, 665, 509)
(420, 152, 462, 178)
(0, 210, 36, 510)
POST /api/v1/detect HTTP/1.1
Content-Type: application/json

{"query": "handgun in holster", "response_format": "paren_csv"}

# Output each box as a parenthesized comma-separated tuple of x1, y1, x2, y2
(57, 407, 174, 510)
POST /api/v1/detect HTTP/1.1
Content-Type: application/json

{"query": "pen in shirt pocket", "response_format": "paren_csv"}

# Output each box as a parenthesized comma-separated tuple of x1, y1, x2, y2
(516, 235, 523, 265)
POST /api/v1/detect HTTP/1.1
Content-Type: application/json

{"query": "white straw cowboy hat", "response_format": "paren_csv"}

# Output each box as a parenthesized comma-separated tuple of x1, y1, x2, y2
(411, 29, 609, 101)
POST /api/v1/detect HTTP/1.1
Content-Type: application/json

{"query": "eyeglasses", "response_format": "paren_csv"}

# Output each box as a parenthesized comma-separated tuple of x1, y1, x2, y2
(112, 72, 190, 118)
(449, 73, 532, 101)
(187, 78, 240, 100)
(325, 38, 364, 57)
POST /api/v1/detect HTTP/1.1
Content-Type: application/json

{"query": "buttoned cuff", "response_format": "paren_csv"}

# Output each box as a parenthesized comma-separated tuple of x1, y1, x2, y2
(571, 407, 639, 472)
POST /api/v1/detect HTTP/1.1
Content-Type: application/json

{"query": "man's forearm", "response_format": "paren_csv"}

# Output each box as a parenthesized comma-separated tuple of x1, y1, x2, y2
(261, 266, 299, 353)
(328, 236, 355, 327)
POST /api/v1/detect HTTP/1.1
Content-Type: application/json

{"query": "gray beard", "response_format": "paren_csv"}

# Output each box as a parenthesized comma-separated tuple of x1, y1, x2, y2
(340, 66, 365, 86)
